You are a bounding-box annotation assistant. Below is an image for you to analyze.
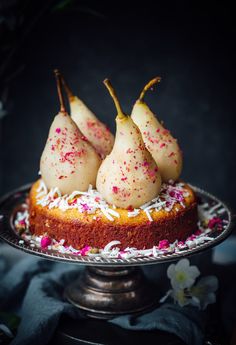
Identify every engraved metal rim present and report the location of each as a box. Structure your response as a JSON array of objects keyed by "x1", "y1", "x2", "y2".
[{"x1": 0, "y1": 183, "x2": 233, "y2": 267}]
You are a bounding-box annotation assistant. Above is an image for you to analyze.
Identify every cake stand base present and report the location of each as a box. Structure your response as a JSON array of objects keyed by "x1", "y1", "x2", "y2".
[{"x1": 64, "y1": 266, "x2": 157, "y2": 319}]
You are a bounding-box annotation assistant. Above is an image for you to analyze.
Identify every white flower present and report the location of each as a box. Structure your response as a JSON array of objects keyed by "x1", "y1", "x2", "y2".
[
  {"x1": 167, "y1": 258, "x2": 200, "y2": 290},
  {"x1": 172, "y1": 289, "x2": 192, "y2": 307},
  {"x1": 161, "y1": 259, "x2": 219, "y2": 310},
  {"x1": 160, "y1": 288, "x2": 192, "y2": 307},
  {"x1": 190, "y1": 276, "x2": 218, "y2": 310}
]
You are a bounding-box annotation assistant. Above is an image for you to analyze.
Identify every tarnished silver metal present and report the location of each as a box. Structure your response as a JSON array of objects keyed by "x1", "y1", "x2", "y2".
[
  {"x1": 0, "y1": 184, "x2": 233, "y2": 319},
  {"x1": 65, "y1": 266, "x2": 157, "y2": 319}
]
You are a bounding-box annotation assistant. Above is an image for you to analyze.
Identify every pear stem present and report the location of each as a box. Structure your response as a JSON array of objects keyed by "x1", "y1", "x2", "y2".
[
  {"x1": 60, "y1": 73, "x2": 75, "y2": 100},
  {"x1": 103, "y1": 79, "x2": 126, "y2": 120},
  {"x1": 139, "y1": 77, "x2": 161, "y2": 102},
  {"x1": 54, "y1": 69, "x2": 66, "y2": 114}
]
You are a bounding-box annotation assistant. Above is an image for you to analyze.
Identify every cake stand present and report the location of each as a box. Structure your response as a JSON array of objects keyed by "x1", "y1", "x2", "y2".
[{"x1": 0, "y1": 184, "x2": 233, "y2": 320}]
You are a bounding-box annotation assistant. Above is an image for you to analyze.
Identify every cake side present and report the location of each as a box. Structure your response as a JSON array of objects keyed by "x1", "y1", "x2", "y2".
[{"x1": 29, "y1": 180, "x2": 198, "y2": 250}]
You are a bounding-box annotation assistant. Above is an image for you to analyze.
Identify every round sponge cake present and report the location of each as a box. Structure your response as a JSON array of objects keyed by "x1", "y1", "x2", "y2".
[{"x1": 29, "y1": 180, "x2": 198, "y2": 250}]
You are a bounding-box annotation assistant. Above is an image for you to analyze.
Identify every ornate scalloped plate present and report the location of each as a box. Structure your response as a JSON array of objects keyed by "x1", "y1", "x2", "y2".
[{"x1": 0, "y1": 183, "x2": 233, "y2": 267}]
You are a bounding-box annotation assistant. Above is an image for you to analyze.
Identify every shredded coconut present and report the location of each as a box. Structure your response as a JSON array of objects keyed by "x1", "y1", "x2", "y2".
[
  {"x1": 35, "y1": 180, "x2": 190, "y2": 222},
  {"x1": 128, "y1": 209, "x2": 140, "y2": 217},
  {"x1": 144, "y1": 209, "x2": 153, "y2": 222}
]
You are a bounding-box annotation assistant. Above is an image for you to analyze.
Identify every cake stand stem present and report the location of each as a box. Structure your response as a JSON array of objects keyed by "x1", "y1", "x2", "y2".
[{"x1": 64, "y1": 266, "x2": 158, "y2": 319}]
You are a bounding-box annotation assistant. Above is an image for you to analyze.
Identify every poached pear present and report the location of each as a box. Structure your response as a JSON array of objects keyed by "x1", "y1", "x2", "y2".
[
  {"x1": 60, "y1": 72, "x2": 114, "y2": 158},
  {"x1": 96, "y1": 79, "x2": 162, "y2": 209},
  {"x1": 131, "y1": 77, "x2": 182, "y2": 182},
  {"x1": 40, "y1": 70, "x2": 101, "y2": 195}
]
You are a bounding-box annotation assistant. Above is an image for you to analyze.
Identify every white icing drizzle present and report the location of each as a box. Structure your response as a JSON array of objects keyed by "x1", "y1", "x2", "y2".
[{"x1": 35, "y1": 180, "x2": 190, "y2": 222}]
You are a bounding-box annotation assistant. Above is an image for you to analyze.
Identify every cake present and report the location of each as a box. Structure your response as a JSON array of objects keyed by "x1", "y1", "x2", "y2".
[
  {"x1": 26, "y1": 72, "x2": 199, "y2": 253},
  {"x1": 28, "y1": 179, "x2": 198, "y2": 250}
]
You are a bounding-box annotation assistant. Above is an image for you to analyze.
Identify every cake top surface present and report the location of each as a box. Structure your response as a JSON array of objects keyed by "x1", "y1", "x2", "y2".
[{"x1": 31, "y1": 179, "x2": 196, "y2": 225}]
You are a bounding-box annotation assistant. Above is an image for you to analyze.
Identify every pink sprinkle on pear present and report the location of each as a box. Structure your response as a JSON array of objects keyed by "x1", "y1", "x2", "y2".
[{"x1": 112, "y1": 186, "x2": 119, "y2": 194}]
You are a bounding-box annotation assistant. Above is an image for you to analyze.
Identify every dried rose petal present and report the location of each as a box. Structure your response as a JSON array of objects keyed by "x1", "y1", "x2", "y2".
[
  {"x1": 41, "y1": 236, "x2": 52, "y2": 248},
  {"x1": 158, "y1": 239, "x2": 170, "y2": 249}
]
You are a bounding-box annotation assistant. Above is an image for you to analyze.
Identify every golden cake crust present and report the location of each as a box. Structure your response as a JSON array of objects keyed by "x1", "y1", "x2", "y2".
[{"x1": 29, "y1": 180, "x2": 198, "y2": 250}]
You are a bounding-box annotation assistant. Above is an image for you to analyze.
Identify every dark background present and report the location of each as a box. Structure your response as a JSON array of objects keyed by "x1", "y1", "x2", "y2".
[{"x1": 0, "y1": 1, "x2": 235, "y2": 210}]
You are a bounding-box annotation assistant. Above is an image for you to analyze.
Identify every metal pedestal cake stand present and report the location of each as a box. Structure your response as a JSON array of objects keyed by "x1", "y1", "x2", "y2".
[{"x1": 0, "y1": 184, "x2": 233, "y2": 321}]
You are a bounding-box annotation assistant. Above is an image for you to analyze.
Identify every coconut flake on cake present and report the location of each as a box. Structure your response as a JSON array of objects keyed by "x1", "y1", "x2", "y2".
[{"x1": 35, "y1": 179, "x2": 190, "y2": 222}]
